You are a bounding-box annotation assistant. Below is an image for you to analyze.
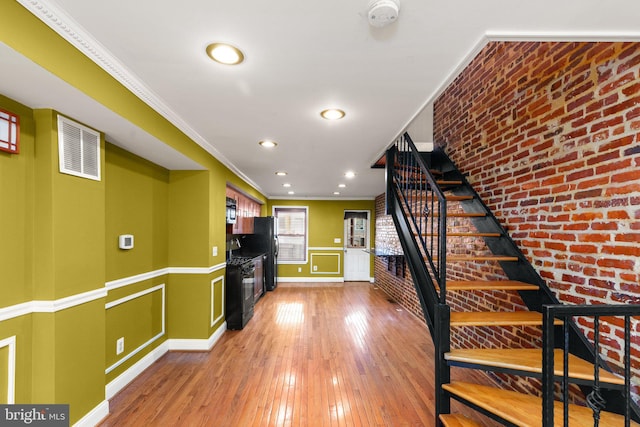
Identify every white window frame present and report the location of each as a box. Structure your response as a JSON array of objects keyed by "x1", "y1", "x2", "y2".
[{"x1": 273, "y1": 205, "x2": 309, "y2": 264}]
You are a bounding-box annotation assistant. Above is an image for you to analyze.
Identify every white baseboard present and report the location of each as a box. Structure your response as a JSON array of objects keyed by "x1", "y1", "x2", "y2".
[
  {"x1": 277, "y1": 277, "x2": 344, "y2": 283},
  {"x1": 104, "y1": 323, "x2": 227, "y2": 401},
  {"x1": 73, "y1": 400, "x2": 109, "y2": 427},
  {"x1": 105, "y1": 341, "x2": 169, "y2": 400},
  {"x1": 167, "y1": 322, "x2": 227, "y2": 351}
]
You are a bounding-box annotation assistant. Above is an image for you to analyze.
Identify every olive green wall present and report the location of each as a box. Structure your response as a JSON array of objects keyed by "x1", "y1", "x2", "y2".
[
  {"x1": 106, "y1": 143, "x2": 169, "y2": 281},
  {"x1": 0, "y1": 94, "x2": 34, "y2": 307},
  {"x1": 0, "y1": 3, "x2": 376, "y2": 425},
  {"x1": 267, "y1": 199, "x2": 376, "y2": 278},
  {"x1": 104, "y1": 144, "x2": 170, "y2": 382},
  {"x1": 30, "y1": 109, "x2": 106, "y2": 422}
]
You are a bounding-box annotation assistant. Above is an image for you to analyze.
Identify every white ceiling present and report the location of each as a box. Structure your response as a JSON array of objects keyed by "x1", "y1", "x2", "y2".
[{"x1": 6, "y1": 0, "x2": 640, "y2": 199}]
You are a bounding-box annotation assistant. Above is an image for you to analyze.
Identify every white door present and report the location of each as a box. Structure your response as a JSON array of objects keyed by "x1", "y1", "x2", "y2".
[{"x1": 344, "y1": 211, "x2": 371, "y2": 281}]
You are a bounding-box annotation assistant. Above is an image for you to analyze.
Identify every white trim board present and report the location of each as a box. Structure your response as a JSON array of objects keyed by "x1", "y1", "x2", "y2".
[
  {"x1": 0, "y1": 336, "x2": 16, "y2": 404},
  {"x1": 277, "y1": 277, "x2": 344, "y2": 283},
  {"x1": 105, "y1": 263, "x2": 227, "y2": 291},
  {"x1": 310, "y1": 253, "x2": 341, "y2": 275},
  {"x1": 0, "y1": 264, "x2": 227, "y2": 324},
  {"x1": 0, "y1": 289, "x2": 107, "y2": 323},
  {"x1": 210, "y1": 276, "x2": 225, "y2": 328},
  {"x1": 72, "y1": 400, "x2": 109, "y2": 427}
]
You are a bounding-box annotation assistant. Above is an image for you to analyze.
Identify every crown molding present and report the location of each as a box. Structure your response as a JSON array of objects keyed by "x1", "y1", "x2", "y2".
[{"x1": 16, "y1": 0, "x2": 264, "y2": 193}]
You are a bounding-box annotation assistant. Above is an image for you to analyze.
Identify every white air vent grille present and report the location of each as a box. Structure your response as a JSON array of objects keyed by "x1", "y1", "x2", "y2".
[{"x1": 57, "y1": 115, "x2": 101, "y2": 181}]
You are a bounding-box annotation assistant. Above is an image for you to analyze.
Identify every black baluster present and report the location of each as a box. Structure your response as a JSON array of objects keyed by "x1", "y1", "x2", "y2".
[
  {"x1": 563, "y1": 316, "x2": 569, "y2": 426},
  {"x1": 625, "y1": 315, "x2": 631, "y2": 427},
  {"x1": 586, "y1": 316, "x2": 605, "y2": 427}
]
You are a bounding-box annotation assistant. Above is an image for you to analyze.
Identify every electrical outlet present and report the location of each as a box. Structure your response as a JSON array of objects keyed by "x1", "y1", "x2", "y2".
[
  {"x1": 297, "y1": 267, "x2": 302, "y2": 273},
  {"x1": 116, "y1": 337, "x2": 124, "y2": 355},
  {"x1": 334, "y1": 238, "x2": 341, "y2": 243},
  {"x1": 313, "y1": 265, "x2": 318, "y2": 271},
  {"x1": 212, "y1": 246, "x2": 218, "y2": 256}
]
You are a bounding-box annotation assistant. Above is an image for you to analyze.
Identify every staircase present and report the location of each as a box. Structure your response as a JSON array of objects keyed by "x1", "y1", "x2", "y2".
[{"x1": 384, "y1": 133, "x2": 640, "y2": 426}]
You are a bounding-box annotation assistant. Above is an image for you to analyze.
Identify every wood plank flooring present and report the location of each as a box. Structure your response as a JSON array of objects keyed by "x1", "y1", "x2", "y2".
[{"x1": 99, "y1": 283, "x2": 497, "y2": 427}]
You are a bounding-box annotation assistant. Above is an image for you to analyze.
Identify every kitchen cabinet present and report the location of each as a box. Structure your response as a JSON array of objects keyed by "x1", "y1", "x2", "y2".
[{"x1": 226, "y1": 187, "x2": 262, "y2": 234}]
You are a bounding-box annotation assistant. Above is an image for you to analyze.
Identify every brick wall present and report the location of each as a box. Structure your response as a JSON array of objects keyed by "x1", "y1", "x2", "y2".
[
  {"x1": 373, "y1": 194, "x2": 426, "y2": 318},
  {"x1": 434, "y1": 42, "x2": 640, "y2": 391}
]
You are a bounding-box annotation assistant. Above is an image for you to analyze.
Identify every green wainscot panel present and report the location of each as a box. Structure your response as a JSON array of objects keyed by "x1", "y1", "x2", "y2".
[
  {"x1": 309, "y1": 252, "x2": 342, "y2": 275},
  {"x1": 210, "y1": 275, "x2": 225, "y2": 331},
  {"x1": 106, "y1": 285, "x2": 164, "y2": 368}
]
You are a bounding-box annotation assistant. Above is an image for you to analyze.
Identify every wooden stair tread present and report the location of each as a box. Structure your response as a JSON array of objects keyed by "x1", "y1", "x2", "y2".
[
  {"x1": 439, "y1": 414, "x2": 482, "y2": 427},
  {"x1": 421, "y1": 232, "x2": 502, "y2": 237},
  {"x1": 447, "y1": 280, "x2": 538, "y2": 291},
  {"x1": 445, "y1": 348, "x2": 624, "y2": 385},
  {"x1": 437, "y1": 180, "x2": 463, "y2": 186},
  {"x1": 436, "y1": 255, "x2": 519, "y2": 262},
  {"x1": 450, "y1": 311, "x2": 562, "y2": 327},
  {"x1": 443, "y1": 382, "x2": 638, "y2": 427}
]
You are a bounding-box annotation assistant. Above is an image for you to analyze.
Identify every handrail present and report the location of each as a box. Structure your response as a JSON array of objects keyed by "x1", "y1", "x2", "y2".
[
  {"x1": 387, "y1": 132, "x2": 448, "y2": 303},
  {"x1": 386, "y1": 133, "x2": 452, "y2": 423},
  {"x1": 542, "y1": 304, "x2": 640, "y2": 426}
]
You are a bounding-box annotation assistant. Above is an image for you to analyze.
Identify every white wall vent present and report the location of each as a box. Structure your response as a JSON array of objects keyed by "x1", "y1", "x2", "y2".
[{"x1": 57, "y1": 115, "x2": 101, "y2": 181}]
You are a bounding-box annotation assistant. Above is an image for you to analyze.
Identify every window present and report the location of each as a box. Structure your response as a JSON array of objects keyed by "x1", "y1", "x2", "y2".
[
  {"x1": 274, "y1": 206, "x2": 308, "y2": 263},
  {"x1": 0, "y1": 108, "x2": 19, "y2": 154}
]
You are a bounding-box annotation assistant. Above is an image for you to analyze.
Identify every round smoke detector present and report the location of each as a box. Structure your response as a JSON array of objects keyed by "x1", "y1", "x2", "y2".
[{"x1": 368, "y1": 0, "x2": 400, "y2": 28}]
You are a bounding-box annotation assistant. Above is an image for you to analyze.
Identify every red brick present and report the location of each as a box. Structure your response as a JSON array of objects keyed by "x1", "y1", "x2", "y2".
[
  {"x1": 603, "y1": 95, "x2": 640, "y2": 116},
  {"x1": 599, "y1": 71, "x2": 635, "y2": 96},
  {"x1": 615, "y1": 233, "x2": 640, "y2": 243},
  {"x1": 566, "y1": 169, "x2": 594, "y2": 182},
  {"x1": 612, "y1": 170, "x2": 640, "y2": 183},
  {"x1": 597, "y1": 258, "x2": 635, "y2": 269},
  {"x1": 569, "y1": 244, "x2": 598, "y2": 254}
]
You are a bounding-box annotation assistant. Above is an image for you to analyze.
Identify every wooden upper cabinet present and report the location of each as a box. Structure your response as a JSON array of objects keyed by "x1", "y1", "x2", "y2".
[{"x1": 226, "y1": 187, "x2": 262, "y2": 234}]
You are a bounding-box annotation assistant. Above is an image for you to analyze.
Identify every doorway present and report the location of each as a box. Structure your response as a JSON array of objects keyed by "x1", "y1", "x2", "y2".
[{"x1": 343, "y1": 210, "x2": 371, "y2": 281}]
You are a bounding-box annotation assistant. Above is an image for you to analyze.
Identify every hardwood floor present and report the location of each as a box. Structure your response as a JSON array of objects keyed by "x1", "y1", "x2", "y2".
[{"x1": 99, "y1": 283, "x2": 496, "y2": 426}]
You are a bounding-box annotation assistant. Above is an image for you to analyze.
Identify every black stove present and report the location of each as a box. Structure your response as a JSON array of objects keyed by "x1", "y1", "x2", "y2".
[{"x1": 226, "y1": 256, "x2": 253, "y2": 267}]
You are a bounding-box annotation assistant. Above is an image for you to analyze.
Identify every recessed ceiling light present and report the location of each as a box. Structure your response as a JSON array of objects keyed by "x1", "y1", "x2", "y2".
[
  {"x1": 320, "y1": 109, "x2": 345, "y2": 120},
  {"x1": 283, "y1": 183, "x2": 291, "y2": 188},
  {"x1": 344, "y1": 171, "x2": 356, "y2": 179},
  {"x1": 206, "y1": 43, "x2": 244, "y2": 65},
  {"x1": 259, "y1": 140, "x2": 277, "y2": 148},
  {"x1": 275, "y1": 171, "x2": 288, "y2": 176},
  {"x1": 338, "y1": 184, "x2": 346, "y2": 188},
  {"x1": 333, "y1": 192, "x2": 340, "y2": 195},
  {"x1": 288, "y1": 191, "x2": 295, "y2": 195}
]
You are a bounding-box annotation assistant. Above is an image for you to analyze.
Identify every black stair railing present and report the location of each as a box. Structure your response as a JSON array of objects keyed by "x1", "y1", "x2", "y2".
[
  {"x1": 385, "y1": 132, "x2": 451, "y2": 424},
  {"x1": 543, "y1": 304, "x2": 640, "y2": 426},
  {"x1": 386, "y1": 132, "x2": 447, "y2": 302}
]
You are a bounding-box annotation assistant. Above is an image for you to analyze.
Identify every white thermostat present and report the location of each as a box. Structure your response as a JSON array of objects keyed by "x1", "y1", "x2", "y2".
[{"x1": 119, "y1": 234, "x2": 134, "y2": 250}]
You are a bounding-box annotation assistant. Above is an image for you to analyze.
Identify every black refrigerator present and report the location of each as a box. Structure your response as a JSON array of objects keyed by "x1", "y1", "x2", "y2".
[{"x1": 241, "y1": 217, "x2": 278, "y2": 291}]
